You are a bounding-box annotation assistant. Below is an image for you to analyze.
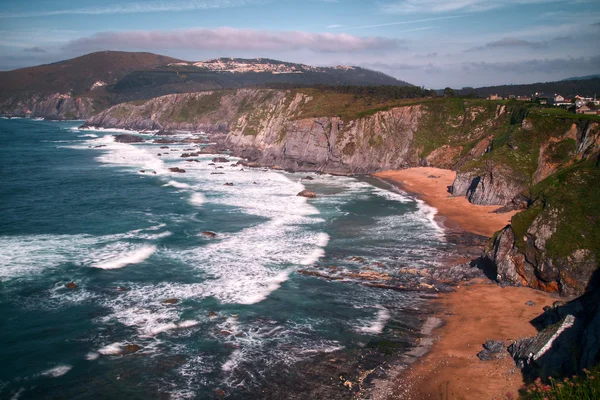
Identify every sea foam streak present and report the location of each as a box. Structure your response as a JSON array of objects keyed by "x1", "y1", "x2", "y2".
[
  {"x1": 41, "y1": 365, "x2": 72, "y2": 378},
  {"x1": 357, "y1": 308, "x2": 391, "y2": 334},
  {"x1": 92, "y1": 245, "x2": 157, "y2": 270}
]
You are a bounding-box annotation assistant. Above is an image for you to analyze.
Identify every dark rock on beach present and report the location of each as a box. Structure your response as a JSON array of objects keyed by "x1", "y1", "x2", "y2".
[{"x1": 212, "y1": 157, "x2": 229, "y2": 163}]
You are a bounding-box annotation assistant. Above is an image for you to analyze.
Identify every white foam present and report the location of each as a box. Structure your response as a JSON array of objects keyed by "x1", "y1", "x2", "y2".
[
  {"x1": 92, "y1": 245, "x2": 157, "y2": 270},
  {"x1": 178, "y1": 320, "x2": 200, "y2": 329},
  {"x1": 98, "y1": 342, "x2": 124, "y2": 355},
  {"x1": 357, "y1": 308, "x2": 391, "y2": 334},
  {"x1": 41, "y1": 365, "x2": 72, "y2": 378},
  {"x1": 85, "y1": 352, "x2": 100, "y2": 361},
  {"x1": 300, "y1": 248, "x2": 325, "y2": 266},
  {"x1": 221, "y1": 349, "x2": 242, "y2": 372},
  {"x1": 164, "y1": 180, "x2": 191, "y2": 189},
  {"x1": 237, "y1": 270, "x2": 292, "y2": 305},
  {"x1": 78, "y1": 133, "x2": 98, "y2": 138},
  {"x1": 147, "y1": 322, "x2": 178, "y2": 336},
  {"x1": 415, "y1": 199, "x2": 445, "y2": 235},
  {"x1": 316, "y1": 232, "x2": 330, "y2": 247},
  {"x1": 189, "y1": 193, "x2": 206, "y2": 207}
]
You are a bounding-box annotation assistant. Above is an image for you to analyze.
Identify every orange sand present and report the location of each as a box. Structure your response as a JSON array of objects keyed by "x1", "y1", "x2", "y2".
[
  {"x1": 374, "y1": 167, "x2": 518, "y2": 237},
  {"x1": 385, "y1": 283, "x2": 558, "y2": 400}
]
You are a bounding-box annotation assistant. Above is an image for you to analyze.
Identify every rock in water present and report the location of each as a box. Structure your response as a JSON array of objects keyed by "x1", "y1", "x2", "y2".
[
  {"x1": 297, "y1": 190, "x2": 316, "y2": 198},
  {"x1": 212, "y1": 157, "x2": 229, "y2": 163},
  {"x1": 163, "y1": 298, "x2": 178, "y2": 305},
  {"x1": 201, "y1": 231, "x2": 217, "y2": 238},
  {"x1": 114, "y1": 134, "x2": 144, "y2": 143},
  {"x1": 168, "y1": 167, "x2": 186, "y2": 173},
  {"x1": 123, "y1": 344, "x2": 141, "y2": 354},
  {"x1": 66, "y1": 281, "x2": 77, "y2": 289}
]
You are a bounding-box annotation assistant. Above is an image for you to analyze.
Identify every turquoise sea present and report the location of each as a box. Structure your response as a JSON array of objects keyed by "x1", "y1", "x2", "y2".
[{"x1": 0, "y1": 118, "x2": 447, "y2": 399}]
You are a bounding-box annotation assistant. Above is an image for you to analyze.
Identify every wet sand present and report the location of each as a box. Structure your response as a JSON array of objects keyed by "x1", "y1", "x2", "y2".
[{"x1": 374, "y1": 168, "x2": 517, "y2": 237}]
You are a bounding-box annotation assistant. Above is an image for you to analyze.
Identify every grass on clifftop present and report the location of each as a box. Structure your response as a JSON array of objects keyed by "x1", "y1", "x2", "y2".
[{"x1": 510, "y1": 158, "x2": 600, "y2": 262}]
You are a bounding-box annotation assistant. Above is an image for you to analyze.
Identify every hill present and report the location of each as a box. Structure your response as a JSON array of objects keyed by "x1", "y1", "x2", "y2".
[
  {"x1": 562, "y1": 74, "x2": 600, "y2": 81},
  {"x1": 0, "y1": 52, "x2": 413, "y2": 119},
  {"x1": 457, "y1": 78, "x2": 600, "y2": 98},
  {"x1": 0, "y1": 51, "x2": 183, "y2": 97}
]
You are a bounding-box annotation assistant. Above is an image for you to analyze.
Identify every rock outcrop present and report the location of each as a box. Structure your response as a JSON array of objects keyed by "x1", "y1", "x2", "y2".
[
  {"x1": 466, "y1": 163, "x2": 527, "y2": 206},
  {"x1": 509, "y1": 279, "x2": 600, "y2": 380},
  {"x1": 1, "y1": 93, "x2": 94, "y2": 120}
]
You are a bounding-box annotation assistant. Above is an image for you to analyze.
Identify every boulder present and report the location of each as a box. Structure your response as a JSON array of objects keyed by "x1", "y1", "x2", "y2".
[
  {"x1": 163, "y1": 298, "x2": 178, "y2": 305},
  {"x1": 224, "y1": 182, "x2": 234, "y2": 186},
  {"x1": 212, "y1": 157, "x2": 229, "y2": 163},
  {"x1": 168, "y1": 167, "x2": 186, "y2": 173},
  {"x1": 114, "y1": 134, "x2": 144, "y2": 143},
  {"x1": 123, "y1": 344, "x2": 141, "y2": 354},
  {"x1": 301, "y1": 176, "x2": 314, "y2": 180},
  {"x1": 65, "y1": 281, "x2": 77, "y2": 289},
  {"x1": 297, "y1": 190, "x2": 316, "y2": 198},
  {"x1": 201, "y1": 231, "x2": 217, "y2": 238}
]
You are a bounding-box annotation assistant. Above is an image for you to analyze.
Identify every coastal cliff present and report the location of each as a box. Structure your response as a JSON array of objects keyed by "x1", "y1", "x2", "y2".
[
  {"x1": 82, "y1": 89, "x2": 600, "y2": 297},
  {"x1": 1, "y1": 93, "x2": 94, "y2": 120}
]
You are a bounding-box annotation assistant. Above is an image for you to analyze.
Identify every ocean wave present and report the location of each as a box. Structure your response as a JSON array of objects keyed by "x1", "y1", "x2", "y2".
[
  {"x1": 92, "y1": 245, "x2": 157, "y2": 270},
  {"x1": 41, "y1": 365, "x2": 72, "y2": 378},
  {"x1": 356, "y1": 308, "x2": 390, "y2": 334}
]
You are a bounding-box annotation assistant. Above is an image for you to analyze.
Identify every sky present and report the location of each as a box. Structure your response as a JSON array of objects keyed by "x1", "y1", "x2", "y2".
[{"x1": 0, "y1": 0, "x2": 599, "y2": 88}]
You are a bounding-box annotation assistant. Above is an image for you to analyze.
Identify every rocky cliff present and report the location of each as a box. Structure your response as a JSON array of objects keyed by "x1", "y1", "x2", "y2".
[
  {"x1": 81, "y1": 89, "x2": 600, "y2": 296},
  {"x1": 83, "y1": 89, "x2": 426, "y2": 174},
  {"x1": 1, "y1": 93, "x2": 94, "y2": 120}
]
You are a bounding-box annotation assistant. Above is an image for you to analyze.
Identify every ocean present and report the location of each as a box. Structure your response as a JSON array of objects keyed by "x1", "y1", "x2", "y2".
[{"x1": 0, "y1": 118, "x2": 447, "y2": 399}]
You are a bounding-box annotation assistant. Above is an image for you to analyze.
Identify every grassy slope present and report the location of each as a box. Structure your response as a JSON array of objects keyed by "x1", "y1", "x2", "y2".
[{"x1": 511, "y1": 157, "x2": 600, "y2": 262}]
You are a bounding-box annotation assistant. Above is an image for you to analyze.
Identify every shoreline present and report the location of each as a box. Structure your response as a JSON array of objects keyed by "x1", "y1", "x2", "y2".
[
  {"x1": 374, "y1": 167, "x2": 517, "y2": 238},
  {"x1": 369, "y1": 167, "x2": 559, "y2": 400}
]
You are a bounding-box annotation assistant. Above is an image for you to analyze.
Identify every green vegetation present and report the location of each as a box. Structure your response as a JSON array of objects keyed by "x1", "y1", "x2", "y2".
[
  {"x1": 411, "y1": 98, "x2": 499, "y2": 159},
  {"x1": 520, "y1": 366, "x2": 600, "y2": 400},
  {"x1": 548, "y1": 139, "x2": 577, "y2": 163},
  {"x1": 511, "y1": 158, "x2": 600, "y2": 261},
  {"x1": 171, "y1": 92, "x2": 223, "y2": 122}
]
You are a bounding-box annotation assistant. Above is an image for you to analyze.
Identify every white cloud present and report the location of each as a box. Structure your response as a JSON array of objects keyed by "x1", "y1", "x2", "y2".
[
  {"x1": 63, "y1": 27, "x2": 400, "y2": 53},
  {"x1": 380, "y1": 0, "x2": 563, "y2": 14},
  {"x1": 0, "y1": 0, "x2": 264, "y2": 18}
]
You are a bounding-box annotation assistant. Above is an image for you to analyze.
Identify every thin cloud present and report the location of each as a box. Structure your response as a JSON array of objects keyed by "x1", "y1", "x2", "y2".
[
  {"x1": 63, "y1": 27, "x2": 400, "y2": 53},
  {"x1": 465, "y1": 37, "x2": 547, "y2": 52},
  {"x1": 0, "y1": 0, "x2": 263, "y2": 18},
  {"x1": 380, "y1": 0, "x2": 562, "y2": 14},
  {"x1": 330, "y1": 15, "x2": 463, "y2": 30},
  {"x1": 23, "y1": 46, "x2": 47, "y2": 53}
]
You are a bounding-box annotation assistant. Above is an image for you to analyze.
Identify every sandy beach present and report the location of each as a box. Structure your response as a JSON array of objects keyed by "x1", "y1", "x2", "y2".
[
  {"x1": 386, "y1": 282, "x2": 558, "y2": 400},
  {"x1": 372, "y1": 167, "x2": 558, "y2": 400},
  {"x1": 374, "y1": 167, "x2": 517, "y2": 237}
]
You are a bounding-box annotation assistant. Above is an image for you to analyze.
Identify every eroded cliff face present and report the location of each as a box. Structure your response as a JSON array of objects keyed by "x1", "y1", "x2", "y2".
[
  {"x1": 81, "y1": 90, "x2": 600, "y2": 296},
  {"x1": 484, "y1": 123, "x2": 600, "y2": 296},
  {"x1": 1, "y1": 93, "x2": 94, "y2": 120},
  {"x1": 83, "y1": 89, "x2": 424, "y2": 174}
]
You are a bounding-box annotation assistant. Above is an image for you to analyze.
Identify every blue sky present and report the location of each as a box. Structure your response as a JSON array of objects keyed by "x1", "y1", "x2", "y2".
[{"x1": 1, "y1": 0, "x2": 599, "y2": 88}]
